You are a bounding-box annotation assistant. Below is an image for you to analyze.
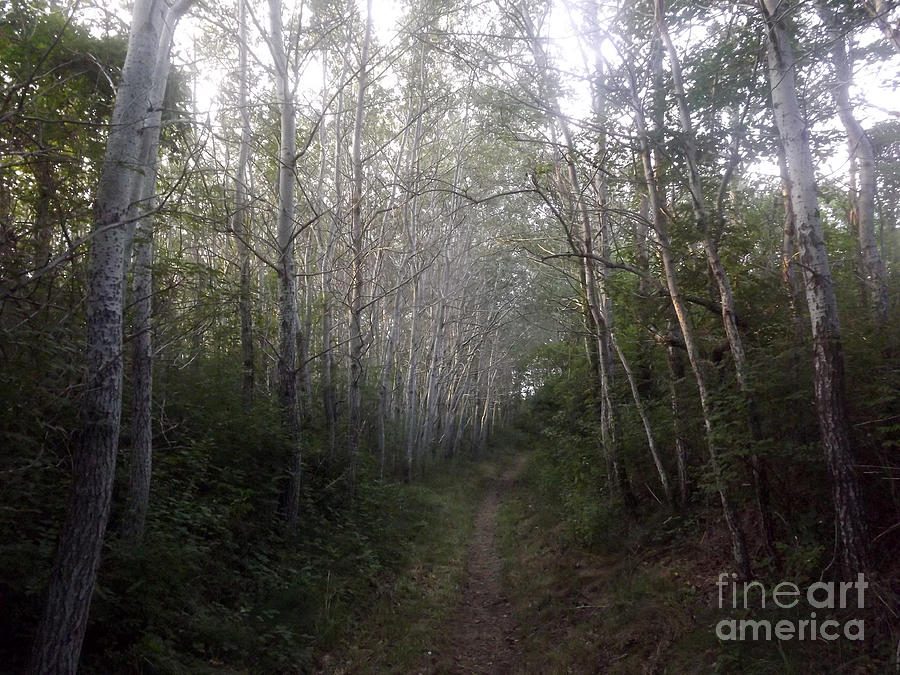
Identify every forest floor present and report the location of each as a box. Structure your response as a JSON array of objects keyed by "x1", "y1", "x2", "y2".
[
  {"x1": 422, "y1": 455, "x2": 526, "y2": 673},
  {"x1": 319, "y1": 447, "x2": 891, "y2": 674},
  {"x1": 317, "y1": 451, "x2": 527, "y2": 673},
  {"x1": 315, "y1": 453, "x2": 507, "y2": 674}
]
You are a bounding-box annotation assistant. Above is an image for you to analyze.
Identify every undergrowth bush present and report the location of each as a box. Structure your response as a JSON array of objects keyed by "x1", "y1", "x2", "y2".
[{"x1": 0, "y1": 356, "x2": 482, "y2": 673}]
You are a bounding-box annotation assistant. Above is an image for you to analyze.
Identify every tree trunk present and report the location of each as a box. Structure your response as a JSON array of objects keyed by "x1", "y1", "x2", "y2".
[
  {"x1": 611, "y1": 331, "x2": 673, "y2": 507},
  {"x1": 629, "y1": 59, "x2": 751, "y2": 579},
  {"x1": 476, "y1": 333, "x2": 497, "y2": 455},
  {"x1": 298, "y1": 241, "x2": 313, "y2": 419},
  {"x1": 518, "y1": 4, "x2": 634, "y2": 509},
  {"x1": 120, "y1": 4, "x2": 184, "y2": 544},
  {"x1": 818, "y1": 2, "x2": 889, "y2": 321},
  {"x1": 582, "y1": 295, "x2": 615, "y2": 491},
  {"x1": 232, "y1": 0, "x2": 254, "y2": 405},
  {"x1": 656, "y1": 0, "x2": 775, "y2": 554},
  {"x1": 373, "y1": 104, "x2": 413, "y2": 478},
  {"x1": 123, "y1": 215, "x2": 154, "y2": 545},
  {"x1": 402, "y1": 45, "x2": 428, "y2": 480},
  {"x1": 347, "y1": 0, "x2": 372, "y2": 483},
  {"x1": 404, "y1": 274, "x2": 421, "y2": 480},
  {"x1": 29, "y1": 0, "x2": 188, "y2": 670},
  {"x1": 421, "y1": 290, "x2": 446, "y2": 455},
  {"x1": 665, "y1": 320, "x2": 690, "y2": 508},
  {"x1": 268, "y1": 0, "x2": 302, "y2": 528},
  {"x1": 761, "y1": 0, "x2": 869, "y2": 578},
  {"x1": 863, "y1": 0, "x2": 900, "y2": 54},
  {"x1": 378, "y1": 289, "x2": 403, "y2": 478},
  {"x1": 322, "y1": 54, "x2": 347, "y2": 461},
  {"x1": 777, "y1": 140, "x2": 804, "y2": 326}
]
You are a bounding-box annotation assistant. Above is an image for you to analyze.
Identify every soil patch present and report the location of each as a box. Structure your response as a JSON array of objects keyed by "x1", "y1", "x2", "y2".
[{"x1": 425, "y1": 457, "x2": 526, "y2": 674}]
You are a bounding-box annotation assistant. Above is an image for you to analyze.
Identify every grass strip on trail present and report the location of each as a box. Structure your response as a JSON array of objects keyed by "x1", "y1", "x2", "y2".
[{"x1": 318, "y1": 455, "x2": 512, "y2": 673}]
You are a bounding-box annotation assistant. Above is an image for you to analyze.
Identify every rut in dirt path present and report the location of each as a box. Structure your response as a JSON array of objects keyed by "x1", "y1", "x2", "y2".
[{"x1": 431, "y1": 456, "x2": 526, "y2": 674}]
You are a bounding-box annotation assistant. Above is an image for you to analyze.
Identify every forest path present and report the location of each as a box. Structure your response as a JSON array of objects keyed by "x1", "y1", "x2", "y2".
[{"x1": 426, "y1": 454, "x2": 526, "y2": 673}]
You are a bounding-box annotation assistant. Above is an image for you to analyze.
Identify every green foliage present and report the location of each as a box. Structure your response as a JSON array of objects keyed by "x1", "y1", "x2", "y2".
[
  {"x1": 514, "y1": 232, "x2": 900, "y2": 574},
  {"x1": 0, "y1": 354, "x2": 496, "y2": 672},
  {"x1": 1, "y1": 0, "x2": 898, "y2": 671},
  {"x1": 501, "y1": 440, "x2": 894, "y2": 674},
  {"x1": 0, "y1": 0, "x2": 127, "y2": 274},
  {"x1": 0, "y1": 320, "x2": 84, "y2": 664}
]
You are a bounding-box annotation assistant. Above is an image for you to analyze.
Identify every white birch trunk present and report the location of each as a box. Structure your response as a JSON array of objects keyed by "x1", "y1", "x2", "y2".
[
  {"x1": 818, "y1": 2, "x2": 889, "y2": 321},
  {"x1": 268, "y1": 0, "x2": 302, "y2": 528},
  {"x1": 30, "y1": 0, "x2": 188, "y2": 670},
  {"x1": 761, "y1": 0, "x2": 869, "y2": 577},
  {"x1": 232, "y1": 0, "x2": 254, "y2": 404},
  {"x1": 348, "y1": 0, "x2": 372, "y2": 481},
  {"x1": 120, "y1": 0, "x2": 187, "y2": 545},
  {"x1": 629, "y1": 61, "x2": 751, "y2": 578}
]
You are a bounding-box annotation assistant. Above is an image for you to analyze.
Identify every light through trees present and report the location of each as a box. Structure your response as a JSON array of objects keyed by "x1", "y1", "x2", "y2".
[{"x1": 0, "y1": 0, "x2": 897, "y2": 671}]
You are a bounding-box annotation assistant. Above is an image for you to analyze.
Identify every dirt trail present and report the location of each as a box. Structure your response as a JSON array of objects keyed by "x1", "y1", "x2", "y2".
[{"x1": 428, "y1": 456, "x2": 525, "y2": 674}]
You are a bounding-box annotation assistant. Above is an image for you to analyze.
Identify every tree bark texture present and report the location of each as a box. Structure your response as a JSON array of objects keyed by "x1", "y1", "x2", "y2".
[
  {"x1": 348, "y1": 0, "x2": 372, "y2": 483},
  {"x1": 818, "y1": 2, "x2": 889, "y2": 321},
  {"x1": 268, "y1": 0, "x2": 302, "y2": 528},
  {"x1": 761, "y1": 0, "x2": 869, "y2": 578},
  {"x1": 30, "y1": 0, "x2": 188, "y2": 670}
]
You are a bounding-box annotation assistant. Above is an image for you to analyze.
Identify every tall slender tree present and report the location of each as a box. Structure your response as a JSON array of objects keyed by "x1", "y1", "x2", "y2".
[
  {"x1": 120, "y1": 6, "x2": 184, "y2": 544},
  {"x1": 760, "y1": 0, "x2": 870, "y2": 578},
  {"x1": 654, "y1": 0, "x2": 775, "y2": 555},
  {"x1": 348, "y1": 0, "x2": 372, "y2": 482},
  {"x1": 626, "y1": 51, "x2": 752, "y2": 578},
  {"x1": 818, "y1": 1, "x2": 889, "y2": 321},
  {"x1": 232, "y1": 0, "x2": 255, "y2": 405},
  {"x1": 30, "y1": 0, "x2": 191, "y2": 670},
  {"x1": 267, "y1": 0, "x2": 303, "y2": 528}
]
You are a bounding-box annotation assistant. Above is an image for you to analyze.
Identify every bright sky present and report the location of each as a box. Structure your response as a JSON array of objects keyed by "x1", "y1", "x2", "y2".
[{"x1": 78, "y1": 0, "x2": 898, "y2": 187}]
